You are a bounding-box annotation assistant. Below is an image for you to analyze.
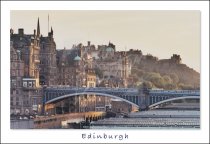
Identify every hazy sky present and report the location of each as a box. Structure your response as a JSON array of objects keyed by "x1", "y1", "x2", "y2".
[{"x1": 11, "y1": 10, "x2": 200, "y2": 72}]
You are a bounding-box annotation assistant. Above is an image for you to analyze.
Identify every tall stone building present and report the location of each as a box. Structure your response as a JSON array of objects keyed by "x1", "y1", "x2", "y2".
[
  {"x1": 10, "y1": 41, "x2": 24, "y2": 114},
  {"x1": 122, "y1": 51, "x2": 129, "y2": 87},
  {"x1": 56, "y1": 48, "x2": 78, "y2": 86},
  {"x1": 11, "y1": 27, "x2": 40, "y2": 86},
  {"x1": 39, "y1": 26, "x2": 57, "y2": 86},
  {"x1": 10, "y1": 19, "x2": 42, "y2": 115}
]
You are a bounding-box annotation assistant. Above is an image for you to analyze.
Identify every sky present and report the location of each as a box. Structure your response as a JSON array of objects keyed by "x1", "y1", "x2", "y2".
[{"x1": 10, "y1": 10, "x2": 200, "y2": 73}]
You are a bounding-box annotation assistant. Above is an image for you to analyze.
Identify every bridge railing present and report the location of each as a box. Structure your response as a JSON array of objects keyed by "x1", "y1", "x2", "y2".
[
  {"x1": 149, "y1": 90, "x2": 200, "y2": 94},
  {"x1": 45, "y1": 86, "x2": 138, "y2": 92}
]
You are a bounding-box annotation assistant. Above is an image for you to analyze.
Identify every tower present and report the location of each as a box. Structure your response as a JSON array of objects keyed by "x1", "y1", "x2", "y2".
[
  {"x1": 39, "y1": 16, "x2": 57, "y2": 86},
  {"x1": 32, "y1": 18, "x2": 41, "y2": 87},
  {"x1": 122, "y1": 51, "x2": 128, "y2": 87},
  {"x1": 80, "y1": 44, "x2": 83, "y2": 60}
]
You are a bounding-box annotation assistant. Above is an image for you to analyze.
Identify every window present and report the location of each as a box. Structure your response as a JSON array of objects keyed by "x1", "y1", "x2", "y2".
[
  {"x1": 28, "y1": 82, "x2": 32, "y2": 87},
  {"x1": 18, "y1": 81, "x2": 21, "y2": 87},
  {"x1": 23, "y1": 82, "x2": 27, "y2": 87},
  {"x1": 12, "y1": 70, "x2": 16, "y2": 76}
]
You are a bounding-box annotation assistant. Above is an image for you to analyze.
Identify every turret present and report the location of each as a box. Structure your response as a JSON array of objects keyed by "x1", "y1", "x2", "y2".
[
  {"x1": 48, "y1": 26, "x2": 53, "y2": 38},
  {"x1": 10, "y1": 28, "x2": 14, "y2": 36},
  {"x1": 51, "y1": 26, "x2": 53, "y2": 35},
  {"x1": 122, "y1": 51, "x2": 128, "y2": 88},
  {"x1": 18, "y1": 28, "x2": 24, "y2": 36}
]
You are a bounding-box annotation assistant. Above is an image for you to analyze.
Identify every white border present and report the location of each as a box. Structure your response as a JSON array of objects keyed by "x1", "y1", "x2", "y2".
[{"x1": 1, "y1": 1, "x2": 209, "y2": 143}]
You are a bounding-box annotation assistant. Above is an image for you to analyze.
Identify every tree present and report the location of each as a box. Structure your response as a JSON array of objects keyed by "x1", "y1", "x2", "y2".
[
  {"x1": 163, "y1": 75, "x2": 172, "y2": 83},
  {"x1": 165, "y1": 83, "x2": 177, "y2": 90},
  {"x1": 178, "y1": 83, "x2": 194, "y2": 90},
  {"x1": 169, "y1": 73, "x2": 179, "y2": 83},
  {"x1": 139, "y1": 81, "x2": 153, "y2": 89}
]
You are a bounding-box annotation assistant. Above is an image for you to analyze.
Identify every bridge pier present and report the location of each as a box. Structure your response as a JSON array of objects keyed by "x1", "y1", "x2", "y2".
[{"x1": 41, "y1": 102, "x2": 45, "y2": 115}]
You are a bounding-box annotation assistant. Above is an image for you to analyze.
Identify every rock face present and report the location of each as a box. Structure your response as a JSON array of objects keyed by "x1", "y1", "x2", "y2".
[{"x1": 128, "y1": 53, "x2": 200, "y2": 90}]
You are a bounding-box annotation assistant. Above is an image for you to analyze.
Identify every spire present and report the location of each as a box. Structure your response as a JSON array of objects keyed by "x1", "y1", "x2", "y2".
[
  {"x1": 51, "y1": 26, "x2": 53, "y2": 35},
  {"x1": 37, "y1": 17, "x2": 40, "y2": 37}
]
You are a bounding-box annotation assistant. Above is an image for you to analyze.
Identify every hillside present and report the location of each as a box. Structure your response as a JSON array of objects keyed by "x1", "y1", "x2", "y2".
[{"x1": 128, "y1": 53, "x2": 200, "y2": 90}]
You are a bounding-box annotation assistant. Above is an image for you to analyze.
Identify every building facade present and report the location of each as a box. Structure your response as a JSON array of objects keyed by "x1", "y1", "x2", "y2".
[
  {"x1": 39, "y1": 27, "x2": 57, "y2": 86},
  {"x1": 10, "y1": 19, "x2": 42, "y2": 115},
  {"x1": 10, "y1": 41, "x2": 25, "y2": 114},
  {"x1": 10, "y1": 18, "x2": 135, "y2": 116}
]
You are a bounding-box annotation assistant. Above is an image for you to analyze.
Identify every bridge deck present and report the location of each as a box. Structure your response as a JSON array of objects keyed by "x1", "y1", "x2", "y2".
[{"x1": 43, "y1": 87, "x2": 200, "y2": 107}]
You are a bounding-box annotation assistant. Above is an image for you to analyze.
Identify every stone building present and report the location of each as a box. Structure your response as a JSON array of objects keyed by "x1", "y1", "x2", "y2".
[
  {"x1": 10, "y1": 17, "x2": 134, "y2": 115},
  {"x1": 121, "y1": 51, "x2": 129, "y2": 87},
  {"x1": 98, "y1": 42, "x2": 116, "y2": 60},
  {"x1": 68, "y1": 41, "x2": 131, "y2": 88},
  {"x1": 171, "y1": 54, "x2": 182, "y2": 64},
  {"x1": 11, "y1": 27, "x2": 40, "y2": 86},
  {"x1": 39, "y1": 27, "x2": 57, "y2": 86},
  {"x1": 47, "y1": 46, "x2": 98, "y2": 114},
  {"x1": 10, "y1": 19, "x2": 42, "y2": 115},
  {"x1": 56, "y1": 48, "x2": 81, "y2": 86},
  {"x1": 10, "y1": 41, "x2": 25, "y2": 114},
  {"x1": 56, "y1": 45, "x2": 97, "y2": 88},
  {"x1": 93, "y1": 51, "x2": 131, "y2": 88}
]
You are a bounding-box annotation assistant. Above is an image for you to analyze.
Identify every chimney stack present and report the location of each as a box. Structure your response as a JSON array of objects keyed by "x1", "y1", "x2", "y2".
[{"x1": 18, "y1": 28, "x2": 24, "y2": 36}]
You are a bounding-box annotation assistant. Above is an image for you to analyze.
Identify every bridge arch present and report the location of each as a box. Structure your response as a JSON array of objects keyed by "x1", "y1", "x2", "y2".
[
  {"x1": 45, "y1": 92, "x2": 139, "y2": 108},
  {"x1": 149, "y1": 96, "x2": 199, "y2": 109}
]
